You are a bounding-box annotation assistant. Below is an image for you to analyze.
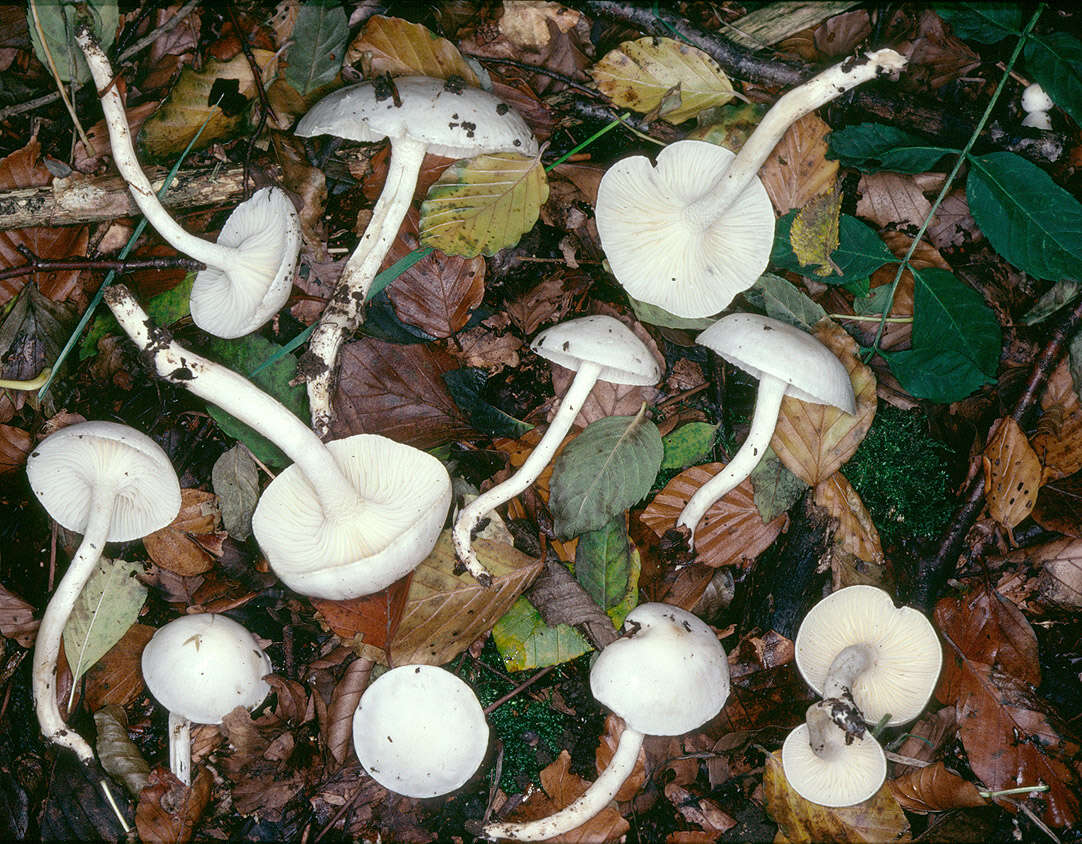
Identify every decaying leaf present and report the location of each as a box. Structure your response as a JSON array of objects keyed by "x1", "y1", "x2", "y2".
[
  {"x1": 345, "y1": 14, "x2": 478, "y2": 84},
  {"x1": 597, "y1": 714, "x2": 647, "y2": 802},
  {"x1": 1032, "y1": 470, "x2": 1082, "y2": 538},
  {"x1": 84, "y1": 622, "x2": 155, "y2": 710},
  {"x1": 94, "y1": 704, "x2": 151, "y2": 798},
  {"x1": 0, "y1": 582, "x2": 38, "y2": 646},
  {"x1": 135, "y1": 766, "x2": 213, "y2": 844},
  {"x1": 814, "y1": 472, "x2": 884, "y2": 564},
  {"x1": 1033, "y1": 537, "x2": 1082, "y2": 607},
  {"x1": 1031, "y1": 359, "x2": 1082, "y2": 480},
  {"x1": 142, "y1": 488, "x2": 221, "y2": 576},
  {"x1": 324, "y1": 656, "x2": 373, "y2": 765},
  {"x1": 857, "y1": 172, "x2": 934, "y2": 234},
  {"x1": 211, "y1": 444, "x2": 260, "y2": 542},
  {"x1": 982, "y1": 416, "x2": 1042, "y2": 533},
  {"x1": 0, "y1": 423, "x2": 32, "y2": 473},
  {"x1": 310, "y1": 576, "x2": 411, "y2": 654},
  {"x1": 888, "y1": 762, "x2": 987, "y2": 814},
  {"x1": 759, "y1": 113, "x2": 839, "y2": 215},
  {"x1": 789, "y1": 186, "x2": 843, "y2": 277}
]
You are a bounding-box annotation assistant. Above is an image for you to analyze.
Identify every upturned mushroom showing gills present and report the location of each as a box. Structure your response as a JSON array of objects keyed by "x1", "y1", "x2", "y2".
[
  {"x1": 352, "y1": 665, "x2": 489, "y2": 798},
  {"x1": 595, "y1": 49, "x2": 906, "y2": 318},
  {"x1": 452, "y1": 315, "x2": 659, "y2": 584},
  {"x1": 26, "y1": 421, "x2": 181, "y2": 763},
  {"x1": 294, "y1": 75, "x2": 538, "y2": 437},
  {"x1": 103, "y1": 284, "x2": 451, "y2": 601},
  {"x1": 485, "y1": 603, "x2": 729, "y2": 841},
  {"x1": 75, "y1": 23, "x2": 300, "y2": 339},
  {"x1": 677, "y1": 314, "x2": 855, "y2": 547},
  {"x1": 142, "y1": 614, "x2": 272, "y2": 786}
]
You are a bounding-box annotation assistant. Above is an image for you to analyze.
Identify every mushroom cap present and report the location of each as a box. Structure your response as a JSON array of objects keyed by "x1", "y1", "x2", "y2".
[
  {"x1": 781, "y1": 721, "x2": 887, "y2": 807},
  {"x1": 352, "y1": 664, "x2": 489, "y2": 798},
  {"x1": 1021, "y1": 110, "x2": 1052, "y2": 130},
  {"x1": 295, "y1": 76, "x2": 538, "y2": 159},
  {"x1": 696, "y1": 313, "x2": 856, "y2": 413},
  {"x1": 141, "y1": 613, "x2": 271, "y2": 725},
  {"x1": 590, "y1": 603, "x2": 729, "y2": 736},
  {"x1": 26, "y1": 420, "x2": 181, "y2": 542},
  {"x1": 530, "y1": 315, "x2": 661, "y2": 386},
  {"x1": 1021, "y1": 83, "x2": 1054, "y2": 113},
  {"x1": 189, "y1": 187, "x2": 301, "y2": 339},
  {"x1": 251, "y1": 434, "x2": 452, "y2": 600},
  {"x1": 795, "y1": 585, "x2": 942, "y2": 727},
  {"x1": 595, "y1": 139, "x2": 775, "y2": 318}
]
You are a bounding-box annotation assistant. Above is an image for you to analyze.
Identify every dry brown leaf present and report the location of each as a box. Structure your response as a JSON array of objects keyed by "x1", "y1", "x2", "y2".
[
  {"x1": 0, "y1": 582, "x2": 37, "y2": 646},
  {"x1": 448, "y1": 318, "x2": 524, "y2": 371},
  {"x1": 925, "y1": 189, "x2": 977, "y2": 250},
  {"x1": 84, "y1": 623, "x2": 155, "y2": 711},
  {"x1": 271, "y1": 130, "x2": 326, "y2": 254},
  {"x1": 663, "y1": 782, "x2": 737, "y2": 835},
  {"x1": 891, "y1": 708, "x2": 957, "y2": 775},
  {"x1": 814, "y1": 472, "x2": 884, "y2": 564},
  {"x1": 814, "y1": 9, "x2": 872, "y2": 56},
  {"x1": 982, "y1": 417, "x2": 1041, "y2": 533},
  {"x1": 0, "y1": 423, "x2": 31, "y2": 474},
  {"x1": 718, "y1": 632, "x2": 813, "y2": 734},
  {"x1": 772, "y1": 320, "x2": 877, "y2": 485},
  {"x1": 894, "y1": 8, "x2": 981, "y2": 89},
  {"x1": 346, "y1": 15, "x2": 478, "y2": 83},
  {"x1": 142, "y1": 489, "x2": 221, "y2": 576},
  {"x1": 499, "y1": 2, "x2": 587, "y2": 52},
  {"x1": 888, "y1": 762, "x2": 987, "y2": 814},
  {"x1": 1034, "y1": 537, "x2": 1082, "y2": 608},
  {"x1": 135, "y1": 766, "x2": 213, "y2": 844},
  {"x1": 1032, "y1": 359, "x2": 1082, "y2": 480},
  {"x1": 597, "y1": 714, "x2": 647, "y2": 802},
  {"x1": 310, "y1": 576, "x2": 411, "y2": 653},
  {"x1": 759, "y1": 113, "x2": 839, "y2": 215},
  {"x1": 324, "y1": 656, "x2": 373, "y2": 765},
  {"x1": 505, "y1": 275, "x2": 577, "y2": 336},
  {"x1": 856, "y1": 172, "x2": 933, "y2": 233}
]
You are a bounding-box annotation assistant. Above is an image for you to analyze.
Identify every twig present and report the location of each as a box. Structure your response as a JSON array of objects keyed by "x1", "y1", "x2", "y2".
[
  {"x1": 483, "y1": 665, "x2": 558, "y2": 715},
  {"x1": 461, "y1": 53, "x2": 601, "y2": 97},
  {"x1": 0, "y1": 247, "x2": 201, "y2": 282},
  {"x1": 226, "y1": 1, "x2": 277, "y2": 194}
]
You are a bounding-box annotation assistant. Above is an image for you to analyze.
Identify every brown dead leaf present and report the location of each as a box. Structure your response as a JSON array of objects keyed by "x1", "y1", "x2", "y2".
[
  {"x1": 982, "y1": 417, "x2": 1042, "y2": 532},
  {"x1": 0, "y1": 423, "x2": 31, "y2": 475},
  {"x1": 448, "y1": 318, "x2": 524, "y2": 371},
  {"x1": 814, "y1": 472, "x2": 884, "y2": 564},
  {"x1": 891, "y1": 708, "x2": 957, "y2": 775},
  {"x1": 346, "y1": 15, "x2": 478, "y2": 83},
  {"x1": 814, "y1": 9, "x2": 873, "y2": 57},
  {"x1": 856, "y1": 172, "x2": 933, "y2": 233},
  {"x1": 759, "y1": 113, "x2": 839, "y2": 215},
  {"x1": 135, "y1": 766, "x2": 213, "y2": 844},
  {"x1": 935, "y1": 582, "x2": 1039, "y2": 683},
  {"x1": 271, "y1": 130, "x2": 326, "y2": 255},
  {"x1": 310, "y1": 575, "x2": 411, "y2": 653},
  {"x1": 888, "y1": 762, "x2": 987, "y2": 814},
  {"x1": 893, "y1": 8, "x2": 981, "y2": 90},
  {"x1": 1034, "y1": 537, "x2": 1082, "y2": 608},
  {"x1": 597, "y1": 714, "x2": 647, "y2": 802},
  {"x1": 142, "y1": 489, "x2": 221, "y2": 576},
  {"x1": 505, "y1": 274, "x2": 577, "y2": 336},
  {"x1": 663, "y1": 782, "x2": 737, "y2": 835},
  {"x1": 719, "y1": 632, "x2": 813, "y2": 734},
  {"x1": 1031, "y1": 359, "x2": 1082, "y2": 480},
  {"x1": 0, "y1": 582, "x2": 37, "y2": 646},
  {"x1": 84, "y1": 623, "x2": 155, "y2": 711},
  {"x1": 324, "y1": 656, "x2": 374, "y2": 765},
  {"x1": 925, "y1": 189, "x2": 977, "y2": 250},
  {"x1": 772, "y1": 320, "x2": 877, "y2": 485}
]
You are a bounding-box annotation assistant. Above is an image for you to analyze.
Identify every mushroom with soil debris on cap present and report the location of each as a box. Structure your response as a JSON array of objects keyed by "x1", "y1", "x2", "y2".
[
  {"x1": 142, "y1": 613, "x2": 272, "y2": 785},
  {"x1": 452, "y1": 314, "x2": 660, "y2": 584},
  {"x1": 352, "y1": 664, "x2": 489, "y2": 798},
  {"x1": 74, "y1": 23, "x2": 300, "y2": 339},
  {"x1": 484, "y1": 603, "x2": 729, "y2": 840},
  {"x1": 677, "y1": 313, "x2": 855, "y2": 547},
  {"x1": 294, "y1": 75, "x2": 538, "y2": 437},
  {"x1": 26, "y1": 420, "x2": 182, "y2": 763},
  {"x1": 595, "y1": 49, "x2": 907, "y2": 318}
]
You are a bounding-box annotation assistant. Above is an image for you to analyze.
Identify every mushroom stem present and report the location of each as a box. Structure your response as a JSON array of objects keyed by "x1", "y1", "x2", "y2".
[
  {"x1": 804, "y1": 700, "x2": 852, "y2": 761},
  {"x1": 822, "y1": 643, "x2": 875, "y2": 699},
  {"x1": 484, "y1": 724, "x2": 644, "y2": 841},
  {"x1": 685, "y1": 49, "x2": 906, "y2": 228},
  {"x1": 31, "y1": 491, "x2": 114, "y2": 763},
  {"x1": 677, "y1": 372, "x2": 788, "y2": 546},
  {"x1": 0, "y1": 367, "x2": 51, "y2": 390},
  {"x1": 168, "y1": 712, "x2": 192, "y2": 786},
  {"x1": 306, "y1": 138, "x2": 428, "y2": 438},
  {"x1": 453, "y1": 360, "x2": 603, "y2": 584}
]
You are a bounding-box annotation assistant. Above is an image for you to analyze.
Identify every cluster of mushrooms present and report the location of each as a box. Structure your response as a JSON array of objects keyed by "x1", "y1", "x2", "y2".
[{"x1": 22, "y1": 20, "x2": 943, "y2": 836}]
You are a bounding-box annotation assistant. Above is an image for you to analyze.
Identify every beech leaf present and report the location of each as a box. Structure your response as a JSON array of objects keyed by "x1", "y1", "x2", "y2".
[
  {"x1": 0, "y1": 582, "x2": 38, "y2": 647},
  {"x1": 211, "y1": 445, "x2": 259, "y2": 542},
  {"x1": 0, "y1": 423, "x2": 32, "y2": 474},
  {"x1": 284, "y1": 0, "x2": 348, "y2": 96},
  {"x1": 982, "y1": 417, "x2": 1042, "y2": 532},
  {"x1": 84, "y1": 623, "x2": 155, "y2": 711},
  {"x1": 142, "y1": 488, "x2": 220, "y2": 577},
  {"x1": 888, "y1": 762, "x2": 987, "y2": 814},
  {"x1": 94, "y1": 704, "x2": 150, "y2": 798},
  {"x1": 324, "y1": 657, "x2": 373, "y2": 765},
  {"x1": 492, "y1": 596, "x2": 593, "y2": 672},
  {"x1": 814, "y1": 472, "x2": 884, "y2": 565},
  {"x1": 759, "y1": 113, "x2": 839, "y2": 215},
  {"x1": 345, "y1": 14, "x2": 478, "y2": 84},
  {"x1": 790, "y1": 187, "x2": 843, "y2": 276}
]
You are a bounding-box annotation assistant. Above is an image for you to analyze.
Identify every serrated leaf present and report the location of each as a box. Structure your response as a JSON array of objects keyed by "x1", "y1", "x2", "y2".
[
  {"x1": 94, "y1": 705, "x2": 150, "y2": 798},
  {"x1": 549, "y1": 409, "x2": 664, "y2": 539},
  {"x1": 935, "y1": 4, "x2": 1022, "y2": 43},
  {"x1": 661, "y1": 422, "x2": 718, "y2": 471},
  {"x1": 591, "y1": 36, "x2": 734, "y2": 124},
  {"x1": 285, "y1": 0, "x2": 348, "y2": 96},
  {"x1": 884, "y1": 347, "x2": 994, "y2": 403},
  {"x1": 790, "y1": 187, "x2": 842, "y2": 276},
  {"x1": 443, "y1": 367, "x2": 533, "y2": 439},
  {"x1": 492, "y1": 596, "x2": 592, "y2": 672},
  {"x1": 27, "y1": 0, "x2": 117, "y2": 85},
  {"x1": 749, "y1": 446, "x2": 808, "y2": 523},
  {"x1": 345, "y1": 14, "x2": 478, "y2": 84},
  {"x1": 773, "y1": 212, "x2": 897, "y2": 286},
  {"x1": 211, "y1": 445, "x2": 259, "y2": 541},
  {"x1": 419, "y1": 152, "x2": 548, "y2": 258},
  {"x1": 912, "y1": 267, "x2": 1001, "y2": 376},
  {"x1": 742, "y1": 273, "x2": 827, "y2": 330},
  {"x1": 1024, "y1": 32, "x2": 1082, "y2": 127},
  {"x1": 575, "y1": 514, "x2": 636, "y2": 625},
  {"x1": 827, "y1": 123, "x2": 955, "y2": 173},
  {"x1": 62, "y1": 558, "x2": 146, "y2": 692}
]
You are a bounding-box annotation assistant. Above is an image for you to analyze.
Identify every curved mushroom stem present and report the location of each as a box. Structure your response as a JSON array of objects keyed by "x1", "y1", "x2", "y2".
[
  {"x1": 0, "y1": 367, "x2": 51, "y2": 390},
  {"x1": 168, "y1": 712, "x2": 192, "y2": 786},
  {"x1": 485, "y1": 724, "x2": 644, "y2": 841},
  {"x1": 32, "y1": 491, "x2": 114, "y2": 763},
  {"x1": 823, "y1": 643, "x2": 875, "y2": 700},
  {"x1": 677, "y1": 372, "x2": 788, "y2": 547},
  {"x1": 453, "y1": 361, "x2": 603, "y2": 584},
  {"x1": 804, "y1": 700, "x2": 853, "y2": 760},
  {"x1": 684, "y1": 49, "x2": 907, "y2": 229},
  {"x1": 305, "y1": 137, "x2": 428, "y2": 438}
]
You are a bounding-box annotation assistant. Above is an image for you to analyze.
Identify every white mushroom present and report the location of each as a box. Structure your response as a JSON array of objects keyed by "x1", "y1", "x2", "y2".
[
  {"x1": 26, "y1": 421, "x2": 181, "y2": 762},
  {"x1": 595, "y1": 49, "x2": 907, "y2": 318},
  {"x1": 485, "y1": 603, "x2": 728, "y2": 840},
  {"x1": 352, "y1": 664, "x2": 489, "y2": 798},
  {"x1": 142, "y1": 613, "x2": 272, "y2": 785},
  {"x1": 294, "y1": 76, "x2": 538, "y2": 437},
  {"x1": 452, "y1": 315, "x2": 659, "y2": 584},
  {"x1": 678, "y1": 314, "x2": 855, "y2": 546}
]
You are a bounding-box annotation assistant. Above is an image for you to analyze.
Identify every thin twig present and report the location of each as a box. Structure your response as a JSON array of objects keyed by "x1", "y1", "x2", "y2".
[
  {"x1": 461, "y1": 53, "x2": 601, "y2": 97},
  {"x1": 483, "y1": 665, "x2": 558, "y2": 715},
  {"x1": 226, "y1": 1, "x2": 277, "y2": 195},
  {"x1": 0, "y1": 248, "x2": 202, "y2": 283}
]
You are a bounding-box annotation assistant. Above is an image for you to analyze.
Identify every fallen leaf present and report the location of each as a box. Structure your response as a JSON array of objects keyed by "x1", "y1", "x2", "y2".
[
  {"x1": 1031, "y1": 359, "x2": 1082, "y2": 480},
  {"x1": 84, "y1": 623, "x2": 155, "y2": 711},
  {"x1": 210, "y1": 444, "x2": 259, "y2": 542},
  {"x1": 856, "y1": 172, "x2": 934, "y2": 233},
  {"x1": 663, "y1": 782, "x2": 737, "y2": 834},
  {"x1": 492, "y1": 595, "x2": 593, "y2": 672},
  {"x1": 0, "y1": 582, "x2": 37, "y2": 646},
  {"x1": 597, "y1": 713, "x2": 647, "y2": 801},
  {"x1": 888, "y1": 762, "x2": 987, "y2": 813},
  {"x1": 790, "y1": 186, "x2": 842, "y2": 277},
  {"x1": 893, "y1": 8, "x2": 981, "y2": 90},
  {"x1": 0, "y1": 423, "x2": 31, "y2": 473},
  {"x1": 310, "y1": 576, "x2": 411, "y2": 653},
  {"x1": 890, "y1": 708, "x2": 957, "y2": 775},
  {"x1": 142, "y1": 489, "x2": 221, "y2": 576},
  {"x1": 719, "y1": 632, "x2": 813, "y2": 734},
  {"x1": 982, "y1": 417, "x2": 1041, "y2": 532},
  {"x1": 94, "y1": 704, "x2": 151, "y2": 798},
  {"x1": 1033, "y1": 537, "x2": 1082, "y2": 607},
  {"x1": 814, "y1": 472, "x2": 884, "y2": 564},
  {"x1": 759, "y1": 113, "x2": 839, "y2": 215},
  {"x1": 345, "y1": 15, "x2": 478, "y2": 83},
  {"x1": 135, "y1": 766, "x2": 213, "y2": 844},
  {"x1": 504, "y1": 275, "x2": 576, "y2": 336},
  {"x1": 324, "y1": 656, "x2": 374, "y2": 765}
]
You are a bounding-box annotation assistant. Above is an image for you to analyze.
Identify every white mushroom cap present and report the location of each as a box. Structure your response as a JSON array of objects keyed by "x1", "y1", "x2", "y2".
[
  {"x1": 189, "y1": 187, "x2": 301, "y2": 339},
  {"x1": 141, "y1": 613, "x2": 272, "y2": 725},
  {"x1": 26, "y1": 420, "x2": 182, "y2": 542},
  {"x1": 1021, "y1": 83, "x2": 1054, "y2": 114},
  {"x1": 590, "y1": 603, "x2": 729, "y2": 736},
  {"x1": 1021, "y1": 110, "x2": 1052, "y2": 130},
  {"x1": 251, "y1": 434, "x2": 452, "y2": 600},
  {"x1": 696, "y1": 313, "x2": 856, "y2": 413},
  {"x1": 795, "y1": 585, "x2": 942, "y2": 726},
  {"x1": 529, "y1": 315, "x2": 660, "y2": 387},
  {"x1": 595, "y1": 139, "x2": 775, "y2": 318},
  {"x1": 295, "y1": 76, "x2": 538, "y2": 158},
  {"x1": 781, "y1": 720, "x2": 886, "y2": 807},
  {"x1": 352, "y1": 664, "x2": 489, "y2": 798}
]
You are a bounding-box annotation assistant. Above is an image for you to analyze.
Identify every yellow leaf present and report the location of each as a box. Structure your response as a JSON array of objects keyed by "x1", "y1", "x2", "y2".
[
  {"x1": 345, "y1": 15, "x2": 478, "y2": 84},
  {"x1": 419, "y1": 152, "x2": 548, "y2": 257},
  {"x1": 790, "y1": 186, "x2": 842, "y2": 277},
  {"x1": 591, "y1": 37, "x2": 734, "y2": 124},
  {"x1": 983, "y1": 416, "x2": 1042, "y2": 532}
]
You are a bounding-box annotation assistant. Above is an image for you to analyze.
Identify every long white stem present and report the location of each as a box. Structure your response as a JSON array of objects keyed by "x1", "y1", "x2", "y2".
[
  {"x1": 485, "y1": 725, "x2": 644, "y2": 841},
  {"x1": 168, "y1": 712, "x2": 192, "y2": 786},
  {"x1": 685, "y1": 49, "x2": 907, "y2": 228},
  {"x1": 306, "y1": 138, "x2": 428, "y2": 437},
  {"x1": 453, "y1": 362, "x2": 602, "y2": 584},
  {"x1": 32, "y1": 492, "x2": 114, "y2": 763},
  {"x1": 677, "y1": 373, "x2": 788, "y2": 546}
]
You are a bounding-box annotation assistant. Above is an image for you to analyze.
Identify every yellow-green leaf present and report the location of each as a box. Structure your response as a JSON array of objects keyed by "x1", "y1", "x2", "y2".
[
  {"x1": 591, "y1": 36, "x2": 735, "y2": 124},
  {"x1": 492, "y1": 597, "x2": 593, "y2": 672},
  {"x1": 419, "y1": 152, "x2": 548, "y2": 257},
  {"x1": 790, "y1": 187, "x2": 843, "y2": 277},
  {"x1": 345, "y1": 14, "x2": 478, "y2": 84}
]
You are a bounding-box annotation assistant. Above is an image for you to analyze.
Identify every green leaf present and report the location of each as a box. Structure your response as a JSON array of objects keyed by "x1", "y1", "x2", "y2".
[
  {"x1": 826, "y1": 123, "x2": 956, "y2": 173},
  {"x1": 549, "y1": 409, "x2": 664, "y2": 539},
  {"x1": 443, "y1": 368, "x2": 533, "y2": 439},
  {"x1": 934, "y1": 4, "x2": 1022, "y2": 43},
  {"x1": 285, "y1": 0, "x2": 348, "y2": 96},
  {"x1": 574, "y1": 515, "x2": 637, "y2": 626},
  {"x1": 966, "y1": 151, "x2": 1082, "y2": 281},
  {"x1": 749, "y1": 446, "x2": 808, "y2": 522},
  {"x1": 492, "y1": 597, "x2": 592, "y2": 672},
  {"x1": 62, "y1": 558, "x2": 146, "y2": 691},
  {"x1": 80, "y1": 273, "x2": 195, "y2": 359},
  {"x1": 884, "y1": 348, "x2": 995, "y2": 404},
  {"x1": 204, "y1": 335, "x2": 309, "y2": 468},
  {"x1": 211, "y1": 444, "x2": 260, "y2": 541},
  {"x1": 912, "y1": 267, "x2": 1001, "y2": 376},
  {"x1": 1024, "y1": 32, "x2": 1082, "y2": 127},
  {"x1": 1021, "y1": 278, "x2": 1082, "y2": 325},
  {"x1": 27, "y1": 0, "x2": 118, "y2": 85},
  {"x1": 628, "y1": 296, "x2": 718, "y2": 330},
  {"x1": 772, "y1": 212, "x2": 897, "y2": 286},
  {"x1": 742, "y1": 273, "x2": 827, "y2": 330},
  {"x1": 853, "y1": 284, "x2": 897, "y2": 316},
  {"x1": 661, "y1": 422, "x2": 718, "y2": 471}
]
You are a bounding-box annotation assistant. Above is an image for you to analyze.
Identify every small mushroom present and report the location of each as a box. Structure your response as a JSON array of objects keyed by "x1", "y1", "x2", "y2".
[
  {"x1": 295, "y1": 76, "x2": 538, "y2": 436},
  {"x1": 485, "y1": 603, "x2": 728, "y2": 840},
  {"x1": 142, "y1": 613, "x2": 272, "y2": 785},
  {"x1": 678, "y1": 314, "x2": 855, "y2": 546},
  {"x1": 26, "y1": 421, "x2": 181, "y2": 762},
  {"x1": 1021, "y1": 83, "x2": 1054, "y2": 130},
  {"x1": 352, "y1": 664, "x2": 489, "y2": 798},
  {"x1": 452, "y1": 315, "x2": 659, "y2": 583}
]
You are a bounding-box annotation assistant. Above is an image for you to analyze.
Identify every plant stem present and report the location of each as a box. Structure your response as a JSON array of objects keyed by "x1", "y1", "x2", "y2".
[{"x1": 168, "y1": 712, "x2": 192, "y2": 786}]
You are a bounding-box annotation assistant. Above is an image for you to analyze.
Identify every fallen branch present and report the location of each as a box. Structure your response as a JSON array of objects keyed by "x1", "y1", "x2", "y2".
[{"x1": 0, "y1": 245, "x2": 201, "y2": 282}]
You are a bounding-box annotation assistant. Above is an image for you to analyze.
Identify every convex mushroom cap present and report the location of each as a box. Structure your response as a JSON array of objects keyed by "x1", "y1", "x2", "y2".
[{"x1": 352, "y1": 664, "x2": 489, "y2": 798}]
